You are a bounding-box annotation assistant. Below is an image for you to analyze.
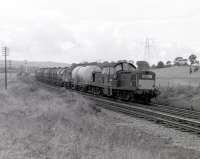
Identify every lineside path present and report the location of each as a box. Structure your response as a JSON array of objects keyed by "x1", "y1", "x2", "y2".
[{"x1": 36, "y1": 79, "x2": 200, "y2": 135}]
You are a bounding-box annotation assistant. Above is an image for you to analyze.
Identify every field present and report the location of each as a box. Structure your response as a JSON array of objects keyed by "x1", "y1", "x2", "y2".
[
  {"x1": 151, "y1": 66, "x2": 200, "y2": 110},
  {"x1": 0, "y1": 73, "x2": 199, "y2": 158},
  {"x1": 152, "y1": 66, "x2": 200, "y2": 87},
  {"x1": 0, "y1": 73, "x2": 16, "y2": 89}
]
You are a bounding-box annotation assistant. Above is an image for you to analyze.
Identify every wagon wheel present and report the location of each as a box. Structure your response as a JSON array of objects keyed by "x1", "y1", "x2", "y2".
[
  {"x1": 95, "y1": 88, "x2": 102, "y2": 96},
  {"x1": 130, "y1": 93, "x2": 135, "y2": 102},
  {"x1": 124, "y1": 93, "x2": 131, "y2": 101},
  {"x1": 144, "y1": 96, "x2": 151, "y2": 104}
]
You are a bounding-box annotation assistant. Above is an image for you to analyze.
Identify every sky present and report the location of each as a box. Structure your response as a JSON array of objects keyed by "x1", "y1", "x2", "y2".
[{"x1": 0, "y1": 0, "x2": 200, "y2": 64}]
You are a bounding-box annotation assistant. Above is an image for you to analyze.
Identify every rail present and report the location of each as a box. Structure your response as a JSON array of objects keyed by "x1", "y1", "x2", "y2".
[{"x1": 36, "y1": 79, "x2": 200, "y2": 135}]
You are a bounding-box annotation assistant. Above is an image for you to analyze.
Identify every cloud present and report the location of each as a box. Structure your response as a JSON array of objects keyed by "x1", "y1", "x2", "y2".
[{"x1": 0, "y1": 0, "x2": 200, "y2": 64}]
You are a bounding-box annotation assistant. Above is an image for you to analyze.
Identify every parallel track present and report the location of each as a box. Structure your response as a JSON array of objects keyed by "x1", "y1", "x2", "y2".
[{"x1": 36, "y1": 80, "x2": 200, "y2": 135}]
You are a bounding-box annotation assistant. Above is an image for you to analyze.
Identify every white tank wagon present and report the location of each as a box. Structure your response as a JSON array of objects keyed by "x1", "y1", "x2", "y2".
[
  {"x1": 72, "y1": 66, "x2": 82, "y2": 83},
  {"x1": 72, "y1": 65, "x2": 102, "y2": 85}
]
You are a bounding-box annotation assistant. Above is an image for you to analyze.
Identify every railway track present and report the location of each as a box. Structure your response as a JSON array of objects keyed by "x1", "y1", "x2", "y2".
[
  {"x1": 88, "y1": 95, "x2": 200, "y2": 134},
  {"x1": 81, "y1": 93, "x2": 200, "y2": 121},
  {"x1": 36, "y1": 80, "x2": 200, "y2": 135}
]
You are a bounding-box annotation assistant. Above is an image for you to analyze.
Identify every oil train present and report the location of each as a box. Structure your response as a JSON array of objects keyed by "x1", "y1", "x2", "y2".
[{"x1": 35, "y1": 61, "x2": 159, "y2": 103}]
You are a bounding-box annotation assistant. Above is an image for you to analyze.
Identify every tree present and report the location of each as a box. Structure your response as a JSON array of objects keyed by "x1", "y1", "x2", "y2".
[
  {"x1": 174, "y1": 57, "x2": 183, "y2": 66},
  {"x1": 136, "y1": 61, "x2": 150, "y2": 70},
  {"x1": 157, "y1": 61, "x2": 165, "y2": 68},
  {"x1": 166, "y1": 61, "x2": 172, "y2": 66},
  {"x1": 175, "y1": 57, "x2": 183, "y2": 61},
  {"x1": 151, "y1": 64, "x2": 156, "y2": 69},
  {"x1": 100, "y1": 61, "x2": 110, "y2": 67},
  {"x1": 188, "y1": 54, "x2": 197, "y2": 65}
]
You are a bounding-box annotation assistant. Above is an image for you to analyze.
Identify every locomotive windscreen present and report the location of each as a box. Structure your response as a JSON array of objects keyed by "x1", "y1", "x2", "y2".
[
  {"x1": 115, "y1": 62, "x2": 136, "y2": 72},
  {"x1": 142, "y1": 74, "x2": 153, "y2": 79}
]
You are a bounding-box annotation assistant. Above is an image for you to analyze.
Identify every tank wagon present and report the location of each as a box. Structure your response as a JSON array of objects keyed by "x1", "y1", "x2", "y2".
[
  {"x1": 71, "y1": 65, "x2": 101, "y2": 90},
  {"x1": 35, "y1": 61, "x2": 159, "y2": 103}
]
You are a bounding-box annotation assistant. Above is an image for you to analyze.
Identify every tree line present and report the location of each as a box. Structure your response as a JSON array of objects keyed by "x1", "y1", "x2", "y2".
[
  {"x1": 71, "y1": 54, "x2": 199, "y2": 70},
  {"x1": 137, "y1": 54, "x2": 199, "y2": 70}
]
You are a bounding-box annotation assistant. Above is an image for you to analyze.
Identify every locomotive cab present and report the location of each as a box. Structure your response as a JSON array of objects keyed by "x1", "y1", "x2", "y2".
[
  {"x1": 114, "y1": 62, "x2": 137, "y2": 88},
  {"x1": 100, "y1": 62, "x2": 136, "y2": 96}
]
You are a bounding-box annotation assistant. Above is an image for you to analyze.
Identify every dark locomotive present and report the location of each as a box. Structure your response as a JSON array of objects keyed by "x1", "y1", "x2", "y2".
[{"x1": 35, "y1": 61, "x2": 159, "y2": 103}]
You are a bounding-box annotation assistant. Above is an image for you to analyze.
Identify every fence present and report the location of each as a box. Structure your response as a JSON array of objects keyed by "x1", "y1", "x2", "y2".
[{"x1": 156, "y1": 77, "x2": 200, "y2": 88}]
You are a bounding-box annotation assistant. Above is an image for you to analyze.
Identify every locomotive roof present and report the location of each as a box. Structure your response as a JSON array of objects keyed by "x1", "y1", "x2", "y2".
[
  {"x1": 114, "y1": 62, "x2": 136, "y2": 69},
  {"x1": 102, "y1": 61, "x2": 136, "y2": 68}
]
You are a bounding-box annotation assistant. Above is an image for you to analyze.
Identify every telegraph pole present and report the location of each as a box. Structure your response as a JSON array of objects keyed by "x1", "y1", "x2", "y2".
[{"x1": 2, "y1": 46, "x2": 9, "y2": 89}]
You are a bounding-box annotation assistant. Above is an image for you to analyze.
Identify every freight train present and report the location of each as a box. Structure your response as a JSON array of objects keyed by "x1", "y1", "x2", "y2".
[{"x1": 35, "y1": 61, "x2": 159, "y2": 103}]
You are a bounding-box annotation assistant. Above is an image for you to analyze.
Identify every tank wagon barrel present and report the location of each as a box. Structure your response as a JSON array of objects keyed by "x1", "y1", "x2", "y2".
[{"x1": 71, "y1": 65, "x2": 102, "y2": 90}]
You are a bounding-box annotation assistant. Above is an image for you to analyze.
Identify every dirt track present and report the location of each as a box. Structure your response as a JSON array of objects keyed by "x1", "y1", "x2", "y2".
[{"x1": 0, "y1": 74, "x2": 200, "y2": 159}]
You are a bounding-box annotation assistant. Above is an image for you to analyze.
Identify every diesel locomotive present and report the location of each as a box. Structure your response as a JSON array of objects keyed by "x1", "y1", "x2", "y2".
[{"x1": 36, "y1": 61, "x2": 159, "y2": 103}]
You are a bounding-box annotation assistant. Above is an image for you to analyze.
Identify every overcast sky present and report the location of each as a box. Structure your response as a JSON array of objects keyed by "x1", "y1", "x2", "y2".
[{"x1": 0, "y1": 0, "x2": 200, "y2": 64}]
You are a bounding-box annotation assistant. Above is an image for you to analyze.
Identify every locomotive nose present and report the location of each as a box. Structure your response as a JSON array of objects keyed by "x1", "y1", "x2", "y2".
[{"x1": 138, "y1": 71, "x2": 155, "y2": 90}]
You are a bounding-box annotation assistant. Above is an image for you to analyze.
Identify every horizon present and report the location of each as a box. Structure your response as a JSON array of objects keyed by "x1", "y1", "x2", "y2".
[{"x1": 0, "y1": 57, "x2": 194, "y2": 67}]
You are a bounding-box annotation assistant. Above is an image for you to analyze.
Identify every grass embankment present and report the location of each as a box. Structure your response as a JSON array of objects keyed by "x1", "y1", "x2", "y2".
[{"x1": 0, "y1": 74, "x2": 199, "y2": 158}]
